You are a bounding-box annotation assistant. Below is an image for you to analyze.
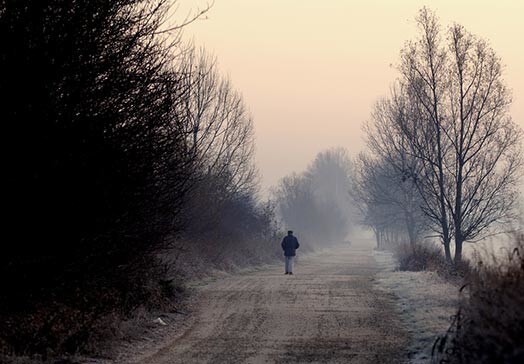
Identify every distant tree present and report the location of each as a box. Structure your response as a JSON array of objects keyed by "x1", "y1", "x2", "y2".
[
  {"x1": 307, "y1": 147, "x2": 355, "y2": 240},
  {"x1": 362, "y1": 91, "x2": 432, "y2": 248},
  {"x1": 273, "y1": 173, "x2": 318, "y2": 242},
  {"x1": 353, "y1": 152, "x2": 426, "y2": 249},
  {"x1": 273, "y1": 148, "x2": 355, "y2": 246},
  {"x1": 307, "y1": 148, "x2": 353, "y2": 210}
]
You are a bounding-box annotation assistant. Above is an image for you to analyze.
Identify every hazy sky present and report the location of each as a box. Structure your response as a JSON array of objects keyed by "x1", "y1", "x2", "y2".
[{"x1": 176, "y1": 0, "x2": 524, "y2": 194}]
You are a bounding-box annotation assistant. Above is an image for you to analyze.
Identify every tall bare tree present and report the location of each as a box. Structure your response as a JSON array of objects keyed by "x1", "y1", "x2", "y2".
[
  {"x1": 444, "y1": 24, "x2": 523, "y2": 261},
  {"x1": 397, "y1": 8, "x2": 523, "y2": 262},
  {"x1": 398, "y1": 8, "x2": 454, "y2": 260},
  {"x1": 179, "y1": 47, "x2": 257, "y2": 196},
  {"x1": 360, "y1": 8, "x2": 523, "y2": 262}
]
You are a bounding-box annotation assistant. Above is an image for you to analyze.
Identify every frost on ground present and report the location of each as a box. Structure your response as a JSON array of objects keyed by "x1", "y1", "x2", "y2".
[
  {"x1": 124, "y1": 241, "x2": 408, "y2": 364},
  {"x1": 373, "y1": 250, "x2": 459, "y2": 364}
]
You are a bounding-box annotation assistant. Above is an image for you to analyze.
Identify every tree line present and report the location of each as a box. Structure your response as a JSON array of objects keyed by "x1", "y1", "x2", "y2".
[
  {"x1": 0, "y1": 0, "x2": 280, "y2": 356},
  {"x1": 273, "y1": 147, "x2": 356, "y2": 247},
  {"x1": 354, "y1": 8, "x2": 523, "y2": 263}
]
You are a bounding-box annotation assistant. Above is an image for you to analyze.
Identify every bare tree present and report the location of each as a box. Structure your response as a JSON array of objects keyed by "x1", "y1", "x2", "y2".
[
  {"x1": 273, "y1": 148, "x2": 355, "y2": 247},
  {"x1": 360, "y1": 8, "x2": 523, "y2": 262},
  {"x1": 179, "y1": 47, "x2": 258, "y2": 196},
  {"x1": 307, "y1": 148, "x2": 351, "y2": 200},
  {"x1": 171, "y1": 47, "x2": 274, "y2": 269},
  {"x1": 444, "y1": 24, "x2": 523, "y2": 261},
  {"x1": 398, "y1": 8, "x2": 454, "y2": 260},
  {"x1": 397, "y1": 8, "x2": 523, "y2": 262},
  {"x1": 353, "y1": 152, "x2": 426, "y2": 249}
]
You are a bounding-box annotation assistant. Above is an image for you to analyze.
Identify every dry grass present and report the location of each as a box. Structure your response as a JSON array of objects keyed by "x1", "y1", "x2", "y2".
[
  {"x1": 0, "y1": 256, "x2": 182, "y2": 361},
  {"x1": 395, "y1": 242, "x2": 447, "y2": 271},
  {"x1": 394, "y1": 242, "x2": 471, "y2": 282},
  {"x1": 432, "y1": 233, "x2": 524, "y2": 363}
]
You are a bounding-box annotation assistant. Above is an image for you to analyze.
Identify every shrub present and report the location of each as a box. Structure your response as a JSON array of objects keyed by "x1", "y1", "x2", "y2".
[
  {"x1": 394, "y1": 242, "x2": 471, "y2": 281},
  {"x1": 395, "y1": 242, "x2": 446, "y2": 271}
]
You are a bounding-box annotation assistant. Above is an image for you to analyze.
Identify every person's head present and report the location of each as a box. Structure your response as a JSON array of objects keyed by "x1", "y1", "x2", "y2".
[{"x1": 287, "y1": 230, "x2": 293, "y2": 235}]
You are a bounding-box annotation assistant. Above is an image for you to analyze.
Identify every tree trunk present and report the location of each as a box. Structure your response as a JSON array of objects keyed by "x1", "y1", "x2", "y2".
[
  {"x1": 406, "y1": 212, "x2": 416, "y2": 247},
  {"x1": 443, "y1": 237, "x2": 452, "y2": 262},
  {"x1": 374, "y1": 228, "x2": 381, "y2": 249},
  {"x1": 454, "y1": 233, "x2": 463, "y2": 263}
]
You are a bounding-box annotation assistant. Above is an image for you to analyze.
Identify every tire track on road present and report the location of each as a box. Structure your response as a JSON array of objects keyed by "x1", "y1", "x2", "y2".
[{"x1": 139, "y1": 239, "x2": 409, "y2": 364}]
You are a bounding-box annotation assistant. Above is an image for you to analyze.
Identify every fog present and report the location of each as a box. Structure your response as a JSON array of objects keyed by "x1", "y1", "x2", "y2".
[
  {"x1": 2, "y1": 1, "x2": 523, "y2": 361},
  {"x1": 179, "y1": 0, "x2": 524, "y2": 195}
]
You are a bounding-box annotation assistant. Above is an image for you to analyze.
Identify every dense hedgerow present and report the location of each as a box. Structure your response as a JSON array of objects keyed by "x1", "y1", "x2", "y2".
[{"x1": 0, "y1": 0, "x2": 280, "y2": 358}]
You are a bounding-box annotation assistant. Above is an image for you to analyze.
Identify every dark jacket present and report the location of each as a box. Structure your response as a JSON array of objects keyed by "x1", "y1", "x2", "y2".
[{"x1": 281, "y1": 235, "x2": 300, "y2": 256}]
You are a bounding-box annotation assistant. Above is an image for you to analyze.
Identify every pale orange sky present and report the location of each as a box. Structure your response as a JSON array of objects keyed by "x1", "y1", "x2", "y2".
[{"x1": 176, "y1": 0, "x2": 524, "y2": 194}]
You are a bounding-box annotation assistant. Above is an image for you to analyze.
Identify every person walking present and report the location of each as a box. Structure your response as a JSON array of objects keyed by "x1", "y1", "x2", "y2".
[{"x1": 281, "y1": 230, "x2": 300, "y2": 275}]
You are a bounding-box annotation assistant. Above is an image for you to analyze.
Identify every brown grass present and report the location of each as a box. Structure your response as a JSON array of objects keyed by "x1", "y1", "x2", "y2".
[
  {"x1": 0, "y1": 256, "x2": 181, "y2": 361},
  {"x1": 432, "y1": 233, "x2": 524, "y2": 363},
  {"x1": 394, "y1": 242, "x2": 471, "y2": 282}
]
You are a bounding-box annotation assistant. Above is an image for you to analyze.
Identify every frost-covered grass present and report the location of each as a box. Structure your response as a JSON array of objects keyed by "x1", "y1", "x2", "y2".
[
  {"x1": 374, "y1": 232, "x2": 524, "y2": 364},
  {"x1": 373, "y1": 250, "x2": 459, "y2": 364}
]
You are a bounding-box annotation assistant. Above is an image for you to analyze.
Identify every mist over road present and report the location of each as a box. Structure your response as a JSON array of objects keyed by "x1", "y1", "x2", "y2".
[{"x1": 140, "y1": 239, "x2": 408, "y2": 364}]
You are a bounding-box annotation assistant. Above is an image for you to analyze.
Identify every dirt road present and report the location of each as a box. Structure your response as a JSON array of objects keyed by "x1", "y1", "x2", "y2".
[{"x1": 140, "y1": 239, "x2": 408, "y2": 363}]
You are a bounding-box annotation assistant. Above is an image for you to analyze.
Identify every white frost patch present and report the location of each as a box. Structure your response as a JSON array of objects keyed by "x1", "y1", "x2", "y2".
[{"x1": 373, "y1": 250, "x2": 459, "y2": 363}]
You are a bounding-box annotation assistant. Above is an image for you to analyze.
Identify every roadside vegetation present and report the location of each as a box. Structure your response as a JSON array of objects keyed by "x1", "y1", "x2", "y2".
[
  {"x1": 393, "y1": 242, "x2": 471, "y2": 282},
  {"x1": 0, "y1": 1, "x2": 281, "y2": 359},
  {"x1": 432, "y1": 233, "x2": 524, "y2": 364},
  {"x1": 354, "y1": 7, "x2": 523, "y2": 262},
  {"x1": 354, "y1": 7, "x2": 524, "y2": 363},
  {"x1": 2, "y1": 1, "x2": 523, "y2": 362}
]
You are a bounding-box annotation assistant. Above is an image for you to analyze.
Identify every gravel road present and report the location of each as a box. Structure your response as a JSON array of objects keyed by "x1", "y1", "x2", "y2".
[{"x1": 138, "y1": 239, "x2": 409, "y2": 363}]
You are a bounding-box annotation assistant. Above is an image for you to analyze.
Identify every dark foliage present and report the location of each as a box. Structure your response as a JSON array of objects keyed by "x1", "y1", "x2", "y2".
[
  {"x1": 177, "y1": 173, "x2": 282, "y2": 272},
  {"x1": 0, "y1": 0, "x2": 192, "y2": 355},
  {"x1": 432, "y1": 234, "x2": 524, "y2": 364}
]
